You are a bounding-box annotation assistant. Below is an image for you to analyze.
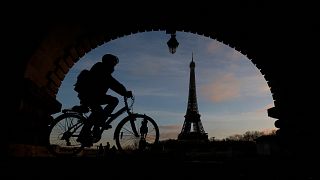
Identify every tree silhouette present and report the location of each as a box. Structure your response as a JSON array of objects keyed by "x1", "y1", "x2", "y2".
[{"x1": 222, "y1": 130, "x2": 275, "y2": 142}]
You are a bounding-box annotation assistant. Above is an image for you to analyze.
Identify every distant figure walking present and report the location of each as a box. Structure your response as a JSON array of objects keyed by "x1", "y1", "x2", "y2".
[
  {"x1": 104, "y1": 142, "x2": 111, "y2": 156},
  {"x1": 140, "y1": 119, "x2": 148, "y2": 139},
  {"x1": 97, "y1": 143, "x2": 104, "y2": 157}
]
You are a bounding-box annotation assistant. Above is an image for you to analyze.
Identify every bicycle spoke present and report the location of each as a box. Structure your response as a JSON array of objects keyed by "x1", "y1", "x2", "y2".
[
  {"x1": 121, "y1": 126, "x2": 136, "y2": 136},
  {"x1": 115, "y1": 114, "x2": 159, "y2": 152},
  {"x1": 48, "y1": 113, "x2": 84, "y2": 156}
]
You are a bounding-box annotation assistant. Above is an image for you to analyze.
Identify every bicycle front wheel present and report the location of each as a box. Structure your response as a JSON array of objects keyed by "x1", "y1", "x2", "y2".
[
  {"x1": 114, "y1": 114, "x2": 159, "y2": 152},
  {"x1": 47, "y1": 113, "x2": 85, "y2": 157}
]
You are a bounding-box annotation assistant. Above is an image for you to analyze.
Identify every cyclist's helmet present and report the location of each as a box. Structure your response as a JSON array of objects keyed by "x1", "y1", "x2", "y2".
[{"x1": 102, "y1": 54, "x2": 119, "y2": 66}]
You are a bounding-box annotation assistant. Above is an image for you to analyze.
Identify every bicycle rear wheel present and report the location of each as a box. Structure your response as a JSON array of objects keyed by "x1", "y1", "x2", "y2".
[
  {"x1": 114, "y1": 114, "x2": 159, "y2": 152},
  {"x1": 47, "y1": 113, "x2": 85, "y2": 157}
]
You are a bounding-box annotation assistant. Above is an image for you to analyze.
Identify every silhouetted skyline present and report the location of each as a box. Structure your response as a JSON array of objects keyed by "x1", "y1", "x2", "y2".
[{"x1": 56, "y1": 31, "x2": 276, "y2": 147}]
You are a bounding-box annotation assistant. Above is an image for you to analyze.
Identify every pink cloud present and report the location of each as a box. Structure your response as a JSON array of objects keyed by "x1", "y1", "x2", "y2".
[
  {"x1": 206, "y1": 41, "x2": 244, "y2": 62},
  {"x1": 225, "y1": 48, "x2": 244, "y2": 61},
  {"x1": 200, "y1": 71, "x2": 272, "y2": 103},
  {"x1": 158, "y1": 125, "x2": 181, "y2": 140},
  {"x1": 158, "y1": 124, "x2": 181, "y2": 130},
  {"x1": 201, "y1": 73, "x2": 240, "y2": 102},
  {"x1": 160, "y1": 132, "x2": 180, "y2": 140},
  {"x1": 255, "y1": 103, "x2": 274, "y2": 113},
  {"x1": 206, "y1": 41, "x2": 223, "y2": 53},
  {"x1": 260, "y1": 128, "x2": 278, "y2": 135}
]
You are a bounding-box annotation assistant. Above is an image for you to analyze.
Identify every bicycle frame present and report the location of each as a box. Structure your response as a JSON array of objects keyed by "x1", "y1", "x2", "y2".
[
  {"x1": 59, "y1": 97, "x2": 135, "y2": 139},
  {"x1": 48, "y1": 96, "x2": 159, "y2": 156},
  {"x1": 104, "y1": 97, "x2": 131, "y2": 126},
  {"x1": 70, "y1": 97, "x2": 138, "y2": 140},
  {"x1": 104, "y1": 97, "x2": 140, "y2": 138}
]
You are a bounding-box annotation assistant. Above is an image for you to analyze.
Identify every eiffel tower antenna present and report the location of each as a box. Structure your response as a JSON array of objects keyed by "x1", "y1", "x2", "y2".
[{"x1": 178, "y1": 53, "x2": 208, "y2": 141}]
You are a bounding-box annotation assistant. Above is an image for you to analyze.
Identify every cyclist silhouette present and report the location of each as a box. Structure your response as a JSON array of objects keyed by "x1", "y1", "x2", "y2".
[{"x1": 75, "y1": 53, "x2": 132, "y2": 146}]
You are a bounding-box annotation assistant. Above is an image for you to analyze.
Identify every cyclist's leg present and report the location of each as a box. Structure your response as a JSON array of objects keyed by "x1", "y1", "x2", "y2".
[
  {"x1": 77, "y1": 104, "x2": 102, "y2": 147},
  {"x1": 78, "y1": 119, "x2": 93, "y2": 139},
  {"x1": 77, "y1": 95, "x2": 101, "y2": 144},
  {"x1": 89, "y1": 105, "x2": 104, "y2": 139},
  {"x1": 101, "y1": 95, "x2": 119, "y2": 118},
  {"x1": 92, "y1": 95, "x2": 118, "y2": 130},
  {"x1": 80, "y1": 94, "x2": 118, "y2": 133},
  {"x1": 77, "y1": 94, "x2": 91, "y2": 141}
]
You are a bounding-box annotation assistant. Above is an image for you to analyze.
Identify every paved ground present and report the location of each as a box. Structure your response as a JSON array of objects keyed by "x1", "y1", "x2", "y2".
[{"x1": 1, "y1": 152, "x2": 317, "y2": 179}]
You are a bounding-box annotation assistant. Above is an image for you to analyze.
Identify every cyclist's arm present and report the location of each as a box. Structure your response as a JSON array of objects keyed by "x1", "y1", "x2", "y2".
[{"x1": 109, "y1": 76, "x2": 128, "y2": 96}]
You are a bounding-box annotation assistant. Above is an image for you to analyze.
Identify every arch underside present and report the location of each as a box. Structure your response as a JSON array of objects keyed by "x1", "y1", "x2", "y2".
[{"x1": 7, "y1": 3, "x2": 318, "y2": 156}]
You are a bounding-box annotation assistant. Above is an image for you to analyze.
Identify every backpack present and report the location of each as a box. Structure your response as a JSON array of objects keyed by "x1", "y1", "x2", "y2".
[{"x1": 74, "y1": 69, "x2": 92, "y2": 93}]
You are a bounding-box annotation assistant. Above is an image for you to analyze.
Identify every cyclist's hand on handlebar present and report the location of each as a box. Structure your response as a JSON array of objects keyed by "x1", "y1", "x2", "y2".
[{"x1": 125, "y1": 90, "x2": 133, "y2": 98}]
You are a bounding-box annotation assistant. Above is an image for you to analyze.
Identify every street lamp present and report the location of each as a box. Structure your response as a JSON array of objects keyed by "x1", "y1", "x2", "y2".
[{"x1": 166, "y1": 30, "x2": 179, "y2": 54}]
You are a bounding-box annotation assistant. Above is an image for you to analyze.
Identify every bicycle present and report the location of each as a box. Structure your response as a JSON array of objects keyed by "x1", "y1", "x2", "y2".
[{"x1": 47, "y1": 96, "x2": 160, "y2": 157}]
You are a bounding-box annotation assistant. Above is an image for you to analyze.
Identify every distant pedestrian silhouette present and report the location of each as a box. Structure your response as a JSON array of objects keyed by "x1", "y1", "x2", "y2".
[
  {"x1": 140, "y1": 119, "x2": 148, "y2": 138},
  {"x1": 97, "y1": 143, "x2": 104, "y2": 157},
  {"x1": 104, "y1": 142, "x2": 110, "y2": 156}
]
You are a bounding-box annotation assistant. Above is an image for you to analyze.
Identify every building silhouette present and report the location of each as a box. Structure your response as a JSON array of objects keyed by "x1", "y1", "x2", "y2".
[{"x1": 178, "y1": 54, "x2": 208, "y2": 141}]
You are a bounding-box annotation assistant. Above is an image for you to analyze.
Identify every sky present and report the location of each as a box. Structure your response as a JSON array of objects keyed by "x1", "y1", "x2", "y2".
[{"x1": 56, "y1": 31, "x2": 276, "y2": 146}]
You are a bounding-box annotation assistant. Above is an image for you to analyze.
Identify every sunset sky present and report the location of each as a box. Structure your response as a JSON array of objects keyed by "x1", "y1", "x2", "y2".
[{"x1": 55, "y1": 31, "x2": 276, "y2": 146}]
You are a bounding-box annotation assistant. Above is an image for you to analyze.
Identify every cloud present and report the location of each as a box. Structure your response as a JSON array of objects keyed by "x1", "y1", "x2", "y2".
[
  {"x1": 158, "y1": 124, "x2": 181, "y2": 130},
  {"x1": 120, "y1": 54, "x2": 187, "y2": 79},
  {"x1": 127, "y1": 57, "x2": 167, "y2": 76},
  {"x1": 206, "y1": 40, "x2": 224, "y2": 53},
  {"x1": 160, "y1": 131, "x2": 180, "y2": 140},
  {"x1": 200, "y1": 72, "x2": 271, "y2": 103},
  {"x1": 134, "y1": 87, "x2": 178, "y2": 97},
  {"x1": 201, "y1": 73, "x2": 240, "y2": 102},
  {"x1": 138, "y1": 110, "x2": 184, "y2": 121},
  {"x1": 206, "y1": 40, "x2": 244, "y2": 63},
  {"x1": 260, "y1": 128, "x2": 278, "y2": 135},
  {"x1": 225, "y1": 48, "x2": 244, "y2": 62},
  {"x1": 73, "y1": 57, "x2": 98, "y2": 71},
  {"x1": 158, "y1": 124, "x2": 181, "y2": 140},
  {"x1": 255, "y1": 103, "x2": 274, "y2": 113}
]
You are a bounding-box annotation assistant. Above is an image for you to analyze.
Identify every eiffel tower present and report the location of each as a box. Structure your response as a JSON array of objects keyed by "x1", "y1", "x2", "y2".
[{"x1": 178, "y1": 54, "x2": 208, "y2": 141}]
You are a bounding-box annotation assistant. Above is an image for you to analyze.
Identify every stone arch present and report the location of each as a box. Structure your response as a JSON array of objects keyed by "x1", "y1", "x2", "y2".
[
  {"x1": 25, "y1": 27, "x2": 278, "y2": 107},
  {"x1": 9, "y1": 4, "x2": 318, "y2": 157}
]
